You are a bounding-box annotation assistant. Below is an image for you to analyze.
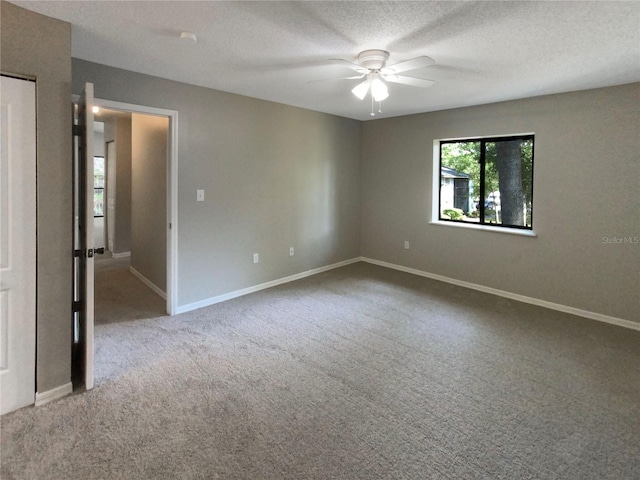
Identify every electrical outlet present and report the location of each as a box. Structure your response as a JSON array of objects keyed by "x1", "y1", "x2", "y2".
[
  {"x1": 404, "y1": 240, "x2": 410, "y2": 250},
  {"x1": 289, "y1": 247, "x2": 295, "y2": 256},
  {"x1": 253, "y1": 253, "x2": 259, "y2": 264}
]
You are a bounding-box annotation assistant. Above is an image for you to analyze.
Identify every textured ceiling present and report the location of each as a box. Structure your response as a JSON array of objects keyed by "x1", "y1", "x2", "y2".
[{"x1": 12, "y1": 1, "x2": 640, "y2": 121}]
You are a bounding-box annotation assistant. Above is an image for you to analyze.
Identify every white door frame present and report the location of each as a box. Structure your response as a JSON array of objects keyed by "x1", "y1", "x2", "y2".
[{"x1": 93, "y1": 97, "x2": 178, "y2": 316}]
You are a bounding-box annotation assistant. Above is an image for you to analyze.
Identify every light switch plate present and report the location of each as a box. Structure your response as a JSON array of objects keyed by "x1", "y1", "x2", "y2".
[{"x1": 197, "y1": 189, "x2": 205, "y2": 202}]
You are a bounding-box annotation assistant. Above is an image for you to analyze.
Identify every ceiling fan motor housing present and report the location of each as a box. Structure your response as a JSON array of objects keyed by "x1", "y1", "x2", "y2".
[{"x1": 358, "y1": 49, "x2": 390, "y2": 70}]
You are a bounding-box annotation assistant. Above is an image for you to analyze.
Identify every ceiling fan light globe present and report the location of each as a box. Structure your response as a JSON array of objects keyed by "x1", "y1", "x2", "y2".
[
  {"x1": 351, "y1": 80, "x2": 370, "y2": 100},
  {"x1": 374, "y1": 92, "x2": 389, "y2": 102},
  {"x1": 371, "y1": 78, "x2": 389, "y2": 102},
  {"x1": 373, "y1": 90, "x2": 389, "y2": 102}
]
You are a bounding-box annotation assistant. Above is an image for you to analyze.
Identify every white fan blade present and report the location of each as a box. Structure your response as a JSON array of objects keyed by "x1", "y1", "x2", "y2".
[
  {"x1": 384, "y1": 75, "x2": 435, "y2": 88},
  {"x1": 381, "y1": 56, "x2": 435, "y2": 74},
  {"x1": 329, "y1": 59, "x2": 369, "y2": 73},
  {"x1": 308, "y1": 74, "x2": 365, "y2": 84}
]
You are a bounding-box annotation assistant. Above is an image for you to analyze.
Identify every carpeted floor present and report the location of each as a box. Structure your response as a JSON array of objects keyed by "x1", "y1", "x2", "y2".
[
  {"x1": 1, "y1": 262, "x2": 639, "y2": 479},
  {"x1": 94, "y1": 253, "x2": 166, "y2": 324}
]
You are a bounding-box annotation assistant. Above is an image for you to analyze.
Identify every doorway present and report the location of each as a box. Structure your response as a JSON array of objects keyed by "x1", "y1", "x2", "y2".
[
  {"x1": 73, "y1": 94, "x2": 178, "y2": 390},
  {"x1": 93, "y1": 107, "x2": 170, "y2": 321},
  {"x1": 91, "y1": 98, "x2": 178, "y2": 316}
]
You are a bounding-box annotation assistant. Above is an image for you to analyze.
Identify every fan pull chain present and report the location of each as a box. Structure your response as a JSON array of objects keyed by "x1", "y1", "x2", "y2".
[
  {"x1": 378, "y1": 100, "x2": 382, "y2": 114},
  {"x1": 370, "y1": 94, "x2": 375, "y2": 117}
]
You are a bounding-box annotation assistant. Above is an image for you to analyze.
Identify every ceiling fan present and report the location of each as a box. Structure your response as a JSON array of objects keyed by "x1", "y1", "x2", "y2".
[{"x1": 326, "y1": 49, "x2": 436, "y2": 116}]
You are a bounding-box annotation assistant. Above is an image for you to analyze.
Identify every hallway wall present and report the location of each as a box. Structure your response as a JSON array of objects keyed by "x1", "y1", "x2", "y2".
[
  {"x1": 103, "y1": 113, "x2": 132, "y2": 255},
  {"x1": 131, "y1": 113, "x2": 168, "y2": 293}
]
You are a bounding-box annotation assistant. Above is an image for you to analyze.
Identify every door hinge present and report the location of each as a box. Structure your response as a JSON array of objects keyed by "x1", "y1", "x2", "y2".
[
  {"x1": 72, "y1": 301, "x2": 83, "y2": 313},
  {"x1": 73, "y1": 124, "x2": 85, "y2": 137}
]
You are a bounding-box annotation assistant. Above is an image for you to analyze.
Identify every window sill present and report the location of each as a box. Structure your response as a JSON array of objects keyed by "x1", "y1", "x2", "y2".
[{"x1": 429, "y1": 220, "x2": 537, "y2": 237}]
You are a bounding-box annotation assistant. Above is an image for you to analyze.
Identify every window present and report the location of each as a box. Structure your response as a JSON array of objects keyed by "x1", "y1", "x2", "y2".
[
  {"x1": 94, "y1": 156, "x2": 105, "y2": 217},
  {"x1": 438, "y1": 135, "x2": 534, "y2": 230}
]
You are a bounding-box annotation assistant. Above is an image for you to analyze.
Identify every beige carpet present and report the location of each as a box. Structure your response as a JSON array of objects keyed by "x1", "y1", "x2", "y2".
[{"x1": 2, "y1": 262, "x2": 639, "y2": 479}]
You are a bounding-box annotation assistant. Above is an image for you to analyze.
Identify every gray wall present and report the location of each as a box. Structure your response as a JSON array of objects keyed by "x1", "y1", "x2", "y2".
[
  {"x1": 362, "y1": 84, "x2": 640, "y2": 323},
  {"x1": 103, "y1": 113, "x2": 132, "y2": 255},
  {"x1": 131, "y1": 113, "x2": 168, "y2": 292},
  {"x1": 94, "y1": 129, "x2": 104, "y2": 157},
  {"x1": 72, "y1": 59, "x2": 362, "y2": 308},
  {"x1": 0, "y1": 2, "x2": 72, "y2": 392}
]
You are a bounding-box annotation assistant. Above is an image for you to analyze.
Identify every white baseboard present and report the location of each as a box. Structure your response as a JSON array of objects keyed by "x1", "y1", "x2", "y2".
[
  {"x1": 130, "y1": 266, "x2": 167, "y2": 300},
  {"x1": 35, "y1": 382, "x2": 73, "y2": 407},
  {"x1": 176, "y1": 257, "x2": 361, "y2": 314},
  {"x1": 111, "y1": 251, "x2": 131, "y2": 259},
  {"x1": 361, "y1": 257, "x2": 640, "y2": 331}
]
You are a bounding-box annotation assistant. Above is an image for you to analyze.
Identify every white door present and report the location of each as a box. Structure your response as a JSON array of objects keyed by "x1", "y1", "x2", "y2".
[
  {"x1": 75, "y1": 83, "x2": 95, "y2": 390},
  {"x1": 0, "y1": 75, "x2": 36, "y2": 415}
]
